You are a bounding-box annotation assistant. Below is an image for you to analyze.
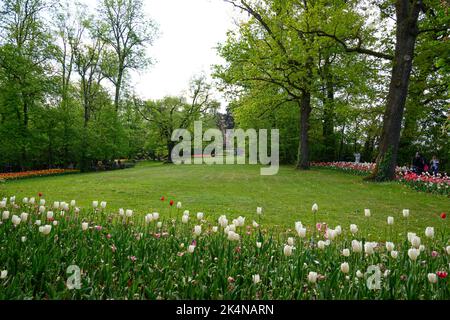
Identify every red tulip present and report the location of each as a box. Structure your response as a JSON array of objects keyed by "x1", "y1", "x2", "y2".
[
  {"x1": 170, "y1": 200, "x2": 174, "y2": 206},
  {"x1": 437, "y1": 271, "x2": 448, "y2": 279},
  {"x1": 38, "y1": 193, "x2": 43, "y2": 197},
  {"x1": 160, "y1": 196, "x2": 165, "y2": 201},
  {"x1": 441, "y1": 212, "x2": 447, "y2": 219}
]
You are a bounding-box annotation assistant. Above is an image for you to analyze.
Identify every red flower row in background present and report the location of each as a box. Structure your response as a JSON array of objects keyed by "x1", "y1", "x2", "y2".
[{"x1": 0, "y1": 169, "x2": 79, "y2": 181}]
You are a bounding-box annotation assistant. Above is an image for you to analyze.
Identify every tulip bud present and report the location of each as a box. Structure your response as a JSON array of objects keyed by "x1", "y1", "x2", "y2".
[
  {"x1": 356, "y1": 270, "x2": 364, "y2": 278},
  {"x1": 387, "y1": 217, "x2": 394, "y2": 225},
  {"x1": 390, "y1": 250, "x2": 398, "y2": 259},
  {"x1": 340, "y1": 262, "x2": 350, "y2": 274},
  {"x1": 307, "y1": 271, "x2": 318, "y2": 284},
  {"x1": 197, "y1": 212, "x2": 204, "y2": 220},
  {"x1": 176, "y1": 202, "x2": 182, "y2": 209},
  {"x1": 256, "y1": 242, "x2": 262, "y2": 249},
  {"x1": 256, "y1": 207, "x2": 263, "y2": 215},
  {"x1": 40, "y1": 199, "x2": 45, "y2": 206},
  {"x1": 23, "y1": 197, "x2": 29, "y2": 204},
  {"x1": 283, "y1": 245, "x2": 293, "y2": 257},
  {"x1": 39, "y1": 206, "x2": 45, "y2": 213},
  {"x1": 342, "y1": 249, "x2": 350, "y2": 257},
  {"x1": 2, "y1": 211, "x2": 10, "y2": 220},
  {"x1": 125, "y1": 210, "x2": 133, "y2": 218},
  {"x1": 350, "y1": 224, "x2": 358, "y2": 235},
  {"x1": 428, "y1": 273, "x2": 437, "y2": 284},
  {"x1": 312, "y1": 203, "x2": 318, "y2": 213},
  {"x1": 82, "y1": 222, "x2": 89, "y2": 231},
  {"x1": 0, "y1": 270, "x2": 7, "y2": 279},
  {"x1": 252, "y1": 221, "x2": 259, "y2": 228},
  {"x1": 53, "y1": 202, "x2": 60, "y2": 209},
  {"x1": 335, "y1": 225, "x2": 342, "y2": 235},
  {"x1": 21, "y1": 236, "x2": 27, "y2": 242},
  {"x1": 194, "y1": 225, "x2": 202, "y2": 236},
  {"x1": 425, "y1": 227, "x2": 434, "y2": 239},
  {"x1": 287, "y1": 237, "x2": 294, "y2": 246},
  {"x1": 403, "y1": 209, "x2": 410, "y2": 218},
  {"x1": 11, "y1": 215, "x2": 21, "y2": 226},
  {"x1": 157, "y1": 222, "x2": 162, "y2": 229},
  {"x1": 212, "y1": 226, "x2": 218, "y2": 233},
  {"x1": 92, "y1": 201, "x2": 98, "y2": 208},
  {"x1": 100, "y1": 201, "x2": 107, "y2": 209},
  {"x1": 188, "y1": 245, "x2": 195, "y2": 253},
  {"x1": 70, "y1": 200, "x2": 76, "y2": 207},
  {"x1": 386, "y1": 242, "x2": 395, "y2": 252},
  {"x1": 364, "y1": 209, "x2": 371, "y2": 217},
  {"x1": 35, "y1": 220, "x2": 41, "y2": 226},
  {"x1": 119, "y1": 208, "x2": 124, "y2": 216},
  {"x1": 252, "y1": 274, "x2": 261, "y2": 284},
  {"x1": 181, "y1": 215, "x2": 189, "y2": 224}
]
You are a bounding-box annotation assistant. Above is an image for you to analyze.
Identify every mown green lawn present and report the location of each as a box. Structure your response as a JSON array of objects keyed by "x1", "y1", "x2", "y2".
[{"x1": 1, "y1": 162, "x2": 448, "y2": 240}]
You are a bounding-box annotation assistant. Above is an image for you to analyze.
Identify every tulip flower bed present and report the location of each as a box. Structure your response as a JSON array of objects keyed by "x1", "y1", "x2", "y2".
[
  {"x1": 311, "y1": 162, "x2": 376, "y2": 176},
  {"x1": 0, "y1": 196, "x2": 449, "y2": 300},
  {"x1": 0, "y1": 169, "x2": 79, "y2": 181},
  {"x1": 398, "y1": 171, "x2": 450, "y2": 197},
  {"x1": 312, "y1": 162, "x2": 449, "y2": 196}
]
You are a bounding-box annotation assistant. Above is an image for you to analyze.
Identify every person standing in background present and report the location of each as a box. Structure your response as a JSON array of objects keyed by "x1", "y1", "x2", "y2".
[{"x1": 430, "y1": 155, "x2": 439, "y2": 176}]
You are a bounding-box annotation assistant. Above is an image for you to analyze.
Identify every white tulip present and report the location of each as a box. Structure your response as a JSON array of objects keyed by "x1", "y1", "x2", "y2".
[
  {"x1": 335, "y1": 225, "x2": 342, "y2": 235},
  {"x1": 212, "y1": 226, "x2": 218, "y2": 233},
  {"x1": 70, "y1": 200, "x2": 76, "y2": 207},
  {"x1": 46, "y1": 211, "x2": 54, "y2": 219},
  {"x1": 39, "y1": 225, "x2": 52, "y2": 235},
  {"x1": 100, "y1": 201, "x2": 107, "y2": 209},
  {"x1": 40, "y1": 199, "x2": 46, "y2": 206},
  {"x1": 428, "y1": 273, "x2": 438, "y2": 284},
  {"x1": 176, "y1": 202, "x2": 182, "y2": 209},
  {"x1": 356, "y1": 270, "x2": 364, "y2": 278},
  {"x1": 307, "y1": 271, "x2": 318, "y2": 284},
  {"x1": 11, "y1": 215, "x2": 21, "y2": 226},
  {"x1": 0, "y1": 270, "x2": 7, "y2": 279},
  {"x1": 74, "y1": 207, "x2": 80, "y2": 214},
  {"x1": 82, "y1": 222, "x2": 89, "y2": 231},
  {"x1": 252, "y1": 274, "x2": 261, "y2": 284},
  {"x1": 340, "y1": 262, "x2": 350, "y2": 274},
  {"x1": 119, "y1": 208, "x2": 124, "y2": 216},
  {"x1": 408, "y1": 248, "x2": 420, "y2": 261},
  {"x1": 256, "y1": 242, "x2": 262, "y2": 248},
  {"x1": 62, "y1": 203, "x2": 69, "y2": 211},
  {"x1": 387, "y1": 217, "x2": 394, "y2": 225},
  {"x1": 2, "y1": 211, "x2": 10, "y2": 220},
  {"x1": 39, "y1": 206, "x2": 45, "y2": 213},
  {"x1": 125, "y1": 210, "x2": 133, "y2": 218},
  {"x1": 256, "y1": 207, "x2": 263, "y2": 215},
  {"x1": 326, "y1": 229, "x2": 337, "y2": 240},
  {"x1": 419, "y1": 245, "x2": 425, "y2": 252},
  {"x1": 351, "y1": 240, "x2": 363, "y2": 253},
  {"x1": 364, "y1": 209, "x2": 371, "y2": 217},
  {"x1": 92, "y1": 201, "x2": 98, "y2": 208},
  {"x1": 425, "y1": 227, "x2": 434, "y2": 239},
  {"x1": 391, "y1": 251, "x2": 398, "y2": 259},
  {"x1": 21, "y1": 236, "x2": 27, "y2": 242},
  {"x1": 29, "y1": 197, "x2": 35, "y2": 205},
  {"x1": 228, "y1": 224, "x2": 236, "y2": 232},
  {"x1": 312, "y1": 203, "x2": 318, "y2": 213},
  {"x1": 157, "y1": 222, "x2": 162, "y2": 229},
  {"x1": 194, "y1": 225, "x2": 202, "y2": 236},
  {"x1": 252, "y1": 221, "x2": 259, "y2": 228},
  {"x1": 317, "y1": 241, "x2": 326, "y2": 250},
  {"x1": 407, "y1": 232, "x2": 416, "y2": 243},
  {"x1": 386, "y1": 242, "x2": 395, "y2": 252},
  {"x1": 53, "y1": 221, "x2": 58, "y2": 226},
  {"x1": 411, "y1": 236, "x2": 421, "y2": 249},
  {"x1": 188, "y1": 245, "x2": 195, "y2": 253},
  {"x1": 287, "y1": 237, "x2": 295, "y2": 246},
  {"x1": 145, "y1": 214, "x2": 153, "y2": 224},
  {"x1": 23, "y1": 197, "x2": 29, "y2": 204},
  {"x1": 183, "y1": 210, "x2": 190, "y2": 216},
  {"x1": 284, "y1": 245, "x2": 293, "y2": 257},
  {"x1": 218, "y1": 215, "x2": 228, "y2": 227},
  {"x1": 297, "y1": 226, "x2": 306, "y2": 238},
  {"x1": 350, "y1": 224, "x2": 358, "y2": 235},
  {"x1": 181, "y1": 215, "x2": 189, "y2": 224},
  {"x1": 152, "y1": 212, "x2": 160, "y2": 220},
  {"x1": 342, "y1": 249, "x2": 350, "y2": 257},
  {"x1": 227, "y1": 231, "x2": 240, "y2": 241},
  {"x1": 0, "y1": 201, "x2": 6, "y2": 208},
  {"x1": 236, "y1": 216, "x2": 245, "y2": 227},
  {"x1": 364, "y1": 242, "x2": 375, "y2": 255},
  {"x1": 53, "y1": 201, "x2": 60, "y2": 209},
  {"x1": 446, "y1": 246, "x2": 450, "y2": 255},
  {"x1": 403, "y1": 209, "x2": 410, "y2": 218},
  {"x1": 9, "y1": 196, "x2": 15, "y2": 204},
  {"x1": 197, "y1": 212, "x2": 204, "y2": 220},
  {"x1": 35, "y1": 220, "x2": 42, "y2": 226}
]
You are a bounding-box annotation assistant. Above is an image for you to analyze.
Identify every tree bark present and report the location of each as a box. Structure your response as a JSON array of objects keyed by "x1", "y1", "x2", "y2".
[
  {"x1": 322, "y1": 59, "x2": 335, "y2": 161},
  {"x1": 368, "y1": 0, "x2": 422, "y2": 181},
  {"x1": 296, "y1": 91, "x2": 312, "y2": 170}
]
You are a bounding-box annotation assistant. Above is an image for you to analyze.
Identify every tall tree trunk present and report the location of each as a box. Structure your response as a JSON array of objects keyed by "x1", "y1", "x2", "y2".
[
  {"x1": 322, "y1": 56, "x2": 335, "y2": 161},
  {"x1": 296, "y1": 91, "x2": 312, "y2": 170},
  {"x1": 114, "y1": 64, "x2": 124, "y2": 113},
  {"x1": 368, "y1": 0, "x2": 421, "y2": 181}
]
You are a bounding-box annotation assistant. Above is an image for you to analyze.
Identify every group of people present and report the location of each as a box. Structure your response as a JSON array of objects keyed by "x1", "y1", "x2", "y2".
[{"x1": 412, "y1": 152, "x2": 439, "y2": 175}]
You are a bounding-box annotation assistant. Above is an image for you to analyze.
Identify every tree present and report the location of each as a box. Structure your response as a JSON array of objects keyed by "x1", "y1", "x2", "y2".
[{"x1": 98, "y1": 0, "x2": 158, "y2": 112}]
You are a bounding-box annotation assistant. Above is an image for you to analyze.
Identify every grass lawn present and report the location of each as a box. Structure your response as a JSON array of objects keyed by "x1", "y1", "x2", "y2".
[{"x1": 1, "y1": 161, "x2": 448, "y2": 240}]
